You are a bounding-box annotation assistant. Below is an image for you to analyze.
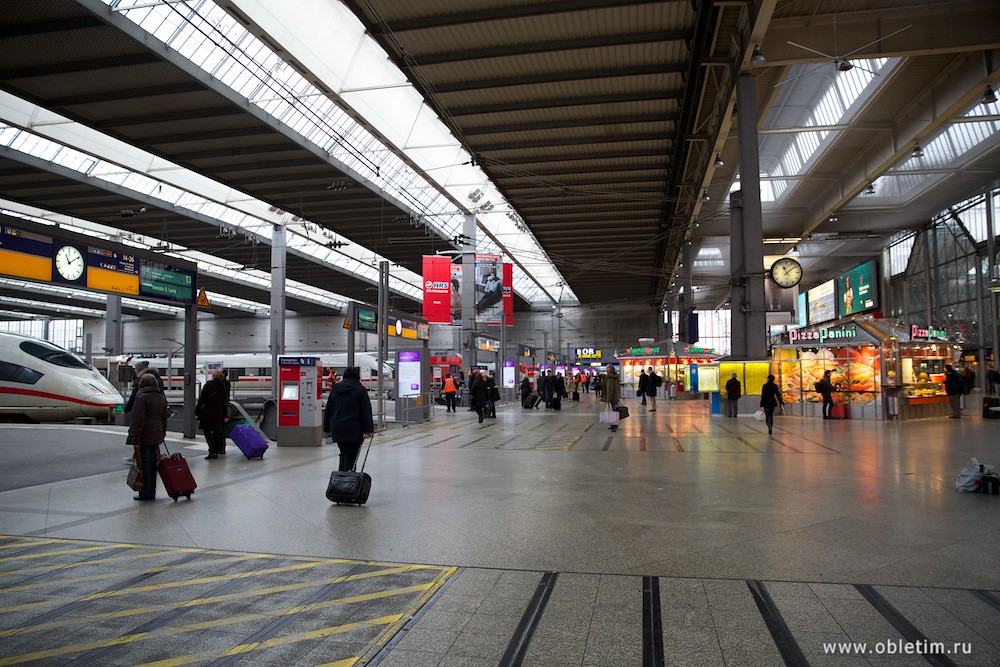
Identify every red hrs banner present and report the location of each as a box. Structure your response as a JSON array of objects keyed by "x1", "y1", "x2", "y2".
[
  {"x1": 422, "y1": 256, "x2": 452, "y2": 323},
  {"x1": 503, "y1": 262, "x2": 513, "y2": 326}
]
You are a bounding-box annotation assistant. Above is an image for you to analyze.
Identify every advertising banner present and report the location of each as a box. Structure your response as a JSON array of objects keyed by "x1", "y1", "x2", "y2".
[
  {"x1": 807, "y1": 280, "x2": 836, "y2": 325},
  {"x1": 475, "y1": 254, "x2": 504, "y2": 324},
  {"x1": 397, "y1": 350, "x2": 422, "y2": 398},
  {"x1": 836, "y1": 260, "x2": 878, "y2": 318},
  {"x1": 502, "y1": 262, "x2": 513, "y2": 326},
  {"x1": 422, "y1": 256, "x2": 452, "y2": 323}
]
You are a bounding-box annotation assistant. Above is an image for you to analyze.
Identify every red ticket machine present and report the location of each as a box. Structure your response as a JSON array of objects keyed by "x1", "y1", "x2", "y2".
[{"x1": 277, "y1": 356, "x2": 322, "y2": 446}]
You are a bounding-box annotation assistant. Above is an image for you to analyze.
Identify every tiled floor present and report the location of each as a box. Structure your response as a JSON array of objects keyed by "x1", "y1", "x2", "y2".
[{"x1": 0, "y1": 396, "x2": 998, "y2": 665}]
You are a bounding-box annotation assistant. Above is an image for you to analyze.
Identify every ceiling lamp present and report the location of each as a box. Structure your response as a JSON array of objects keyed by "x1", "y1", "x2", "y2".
[
  {"x1": 750, "y1": 45, "x2": 765, "y2": 68},
  {"x1": 911, "y1": 143, "x2": 924, "y2": 159},
  {"x1": 863, "y1": 182, "x2": 876, "y2": 195},
  {"x1": 828, "y1": 213, "x2": 838, "y2": 223},
  {"x1": 702, "y1": 189, "x2": 710, "y2": 201},
  {"x1": 714, "y1": 154, "x2": 724, "y2": 168},
  {"x1": 984, "y1": 86, "x2": 998, "y2": 105}
]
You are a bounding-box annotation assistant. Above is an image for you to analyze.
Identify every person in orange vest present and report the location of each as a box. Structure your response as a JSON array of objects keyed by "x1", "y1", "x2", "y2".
[{"x1": 442, "y1": 373, "x2": 459, "y2": 413}]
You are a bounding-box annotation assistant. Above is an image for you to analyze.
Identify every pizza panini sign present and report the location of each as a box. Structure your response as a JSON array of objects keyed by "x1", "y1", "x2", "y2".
[{"x1": 788, "y1": 324, "x2": 861, "y2": 345}]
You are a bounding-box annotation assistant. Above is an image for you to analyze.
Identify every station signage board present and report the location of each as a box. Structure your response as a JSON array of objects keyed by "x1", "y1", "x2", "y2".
[
  {"x1": 574, "y1": 347, "x2": 601, "y2": 359},
  {"x1": 807, "y1": 279, "x2": 836, "y2": 324}
]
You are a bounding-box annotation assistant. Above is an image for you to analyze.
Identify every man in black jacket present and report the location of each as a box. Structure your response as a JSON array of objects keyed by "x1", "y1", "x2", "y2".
[
  {"x1": 323, "y1": 367, "x2": 374, "y2": 471},
  {"x1": 724, "y1": 372, "x2": 741, "y2": 418},
  {"x1": 638, "y1": 370, "x2": 648, "y2": 406},
  {"x1": 944, "y1": 364, "x2": 964, "y2": 419},
  {"x1": 816, "y1": 370, "x2": 834, "y2": 419}
]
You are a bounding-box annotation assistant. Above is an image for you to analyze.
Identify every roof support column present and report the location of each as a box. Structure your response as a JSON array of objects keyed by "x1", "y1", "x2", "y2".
[
  {"x1": 104, "y1": 295, "x2": 122, "y2": 356},
  {"x1": 183, "y1": 303, "x2": 198, "y2": 439},
  {"x1": 731, "y1": 74, "x2": 767, "y2": 360},
  {"x1": 986, "y1": 187, "x2": 999, "y2": 375},
  {"x1": 462, "y1": 213, "x2": 477, "y2": 373},
  {"x1": 270, "y1": 223, "x2": 286, "y2": 398},
  {"x1": 923, "y1": 228, "x2": 934, "y2": 327}
]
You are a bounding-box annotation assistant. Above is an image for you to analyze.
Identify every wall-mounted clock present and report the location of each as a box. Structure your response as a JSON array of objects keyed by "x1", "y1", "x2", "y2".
[
  {"x1": 769, "y1": 257, "x2": 802, "y2": 288},
  {"x1": 54, "y1": 244, "x2": 86, "y2": 283}
]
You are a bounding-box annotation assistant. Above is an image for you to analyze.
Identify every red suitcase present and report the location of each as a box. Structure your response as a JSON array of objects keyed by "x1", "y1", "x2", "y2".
[{"x1": 157, "y1": 444, "x2": 197, "y2": 500}]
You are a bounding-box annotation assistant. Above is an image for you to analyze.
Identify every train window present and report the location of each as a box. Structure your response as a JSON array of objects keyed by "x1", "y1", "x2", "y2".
[
  {"x1": 19, "y1": 341, "x2": 89, "y2": 369},
  {"x1": 0, "y1": 361, "x2": 44, "y2": 385}
]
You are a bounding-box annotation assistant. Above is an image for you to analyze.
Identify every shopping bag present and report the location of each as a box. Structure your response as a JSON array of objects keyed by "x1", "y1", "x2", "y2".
[
  {"x1": 127, "y1": 463, "x2": 143, "y2": 492},
  {"x1": 599, "y1": 405, "x2": 620, "y2": 425},
  {"x1": 754, "y1": 408, "x2": 766, "y2": 422},
  {"x1": 954, "y1": 457, "x2": 983, "y2": 492}
]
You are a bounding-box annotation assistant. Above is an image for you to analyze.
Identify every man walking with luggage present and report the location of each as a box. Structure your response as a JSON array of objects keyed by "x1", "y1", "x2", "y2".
[
  {"x1": 324, "y1": 367, "x2": 374, "y2": 471},
  {"x1": 195, "y1": 370, "x2": 229, "y2": 459}
]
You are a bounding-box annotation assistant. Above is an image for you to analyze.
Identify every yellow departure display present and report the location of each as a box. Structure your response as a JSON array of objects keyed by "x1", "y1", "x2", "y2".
[{"x1": 0, "y1": 226, "x2": 53, "y2": 282}]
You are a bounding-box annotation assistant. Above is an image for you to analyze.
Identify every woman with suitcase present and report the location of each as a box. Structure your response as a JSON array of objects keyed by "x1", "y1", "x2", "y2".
[
  {"x1": 195, "y1": 370, "x2": 229, "y2": 459},
  {"x1": 128, "y1": 373, "x2": 169, "y2": 501}
]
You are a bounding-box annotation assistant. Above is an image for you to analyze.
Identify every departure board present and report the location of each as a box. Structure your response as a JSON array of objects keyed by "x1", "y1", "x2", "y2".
[
  {"x1": 0, "y1": 226, "x2": 52, "y2": 282},
  {"x1": 87, "y1": 247, "x2": 139, "y2": 295},
  {"x1": 139, "y1": 261, "x2": 196, "y2": 303}
]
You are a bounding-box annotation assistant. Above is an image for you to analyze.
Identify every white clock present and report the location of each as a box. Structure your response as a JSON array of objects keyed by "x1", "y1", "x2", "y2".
[
  {"x1": 769, "y1": 257, "x2": 802, "y2": 288},
  {"x1": 54, "y1": 245, "x2": 85, "y2": 281}
]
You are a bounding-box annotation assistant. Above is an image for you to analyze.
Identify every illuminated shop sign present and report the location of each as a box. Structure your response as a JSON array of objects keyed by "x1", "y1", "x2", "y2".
[
  {"x1": 627, "y1": 347, "x2": 661, "y2": 355},
  {"x1": 788, "y1": 324, "x2": 861, "y2": 345},
  {"x1": 574, "y1": 347, "x2": 601, "y2": 359},
  {"x1": 911, "y1": 324, "x2": 947, "y2": 341}
]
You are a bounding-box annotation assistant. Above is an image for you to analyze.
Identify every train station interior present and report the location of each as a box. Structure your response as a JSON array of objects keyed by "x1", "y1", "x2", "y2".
[{"x1": 1, "y1": 1, "x2": 1000, "y2": 665}]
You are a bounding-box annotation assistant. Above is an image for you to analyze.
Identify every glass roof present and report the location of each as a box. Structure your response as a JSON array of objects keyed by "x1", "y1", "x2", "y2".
[
  {"x1": 0, "y1": 117, "x2": 410, "y2": 304},
  {"x1": 105, "y1": 0, "x2": 573, "y2": 304}
]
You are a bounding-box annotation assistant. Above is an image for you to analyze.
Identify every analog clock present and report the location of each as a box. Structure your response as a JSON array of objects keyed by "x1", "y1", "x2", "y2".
[
  {"x1": 769, "y1": 257, "x2": 802, "y2": 288},
  {"x1": 54, "y1": 245, "x2": 86, "y2": 282}
]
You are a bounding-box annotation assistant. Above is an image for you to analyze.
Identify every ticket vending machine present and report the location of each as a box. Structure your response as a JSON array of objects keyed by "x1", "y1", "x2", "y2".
[{"x1": 277, "y1": 356, "x2": 322, "y2": 446}]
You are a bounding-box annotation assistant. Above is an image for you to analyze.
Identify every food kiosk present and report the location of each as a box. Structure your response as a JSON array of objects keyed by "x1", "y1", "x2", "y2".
[
  {"x1": 770, "y1": 317, "x2": 961, "y2": 420},
  {"x1": 618, "y1": 344, "x2": 720, "y2": 399}
]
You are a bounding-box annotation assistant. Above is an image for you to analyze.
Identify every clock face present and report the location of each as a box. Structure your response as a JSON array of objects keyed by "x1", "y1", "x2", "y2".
[
  {"x1": 770, "y1": 257, "x2": 802, "y2": 288},
  {"x1": 54, "y1": 245, "x2": 86, "y2": 282}
]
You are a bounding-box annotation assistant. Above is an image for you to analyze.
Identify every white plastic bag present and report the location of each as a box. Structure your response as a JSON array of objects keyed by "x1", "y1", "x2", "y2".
[
  {"x1": 754, "y1": 408, "x2": 766, "y2": 422},
  {"x1": 954, "y1": 457, "x2": 982, "y2": 492},
  {"x1": 599, "y1": 404, "x2": 620, "y2": 425}
]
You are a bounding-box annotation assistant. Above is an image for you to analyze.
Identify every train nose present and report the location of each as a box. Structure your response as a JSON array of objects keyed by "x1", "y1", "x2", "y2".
[{"x1": 69, "y1": 378, "x2": 124, "y2": 409}]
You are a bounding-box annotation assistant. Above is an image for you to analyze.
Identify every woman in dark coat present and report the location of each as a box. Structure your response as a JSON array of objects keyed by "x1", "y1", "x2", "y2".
[
  {"x1": 128, "y1": 373, "x2": 169, "y2": 501},
  {"x1": 323, "y1": 366, "x2": 375, "y2": 472},
  {"x1": 195, "y1": 370, "x2": 229, "y2": 459},
  {"x1": 469, "y1": 371, "x2": 489, "y2": 423},
  {"x1": 759, "y1": 374, "x2": 784, "y2": 435},
  {"x1": 520, "y1": 376, "x2": 531, "y2": 405}
]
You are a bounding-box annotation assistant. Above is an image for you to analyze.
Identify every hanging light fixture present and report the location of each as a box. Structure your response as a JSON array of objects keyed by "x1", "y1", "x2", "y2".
[
  {"x1": 983, "y1": 86, "x2": 997, "y2": 105},
  {"x1": 714, "y1": 154, "x2": 724, "y2": 168},
  {"x1": 702, "y1": 189, "x2": 710, "y2": 201},
  {"x1": 750, "y1": 45, "x2": 766, "y2": 67},
  {"x1": 911, "y1": 143, "x2": 924, "y2": 159},
  {"x1": 863, "y1": 182, "x2": 876, "y2": 195},
  {"x1": 828, "y1": 213, "x2": 838, "y2": 222}
]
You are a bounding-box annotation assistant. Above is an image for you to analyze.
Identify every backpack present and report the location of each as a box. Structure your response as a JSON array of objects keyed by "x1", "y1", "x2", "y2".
[{"x1": 652, "y1": 374, "x2": 662, "y2": 388}]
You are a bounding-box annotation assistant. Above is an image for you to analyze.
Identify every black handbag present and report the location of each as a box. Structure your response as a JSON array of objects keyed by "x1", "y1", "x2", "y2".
[{"x1": 617, "y1": 405, "x2": 630, "y2": 419}]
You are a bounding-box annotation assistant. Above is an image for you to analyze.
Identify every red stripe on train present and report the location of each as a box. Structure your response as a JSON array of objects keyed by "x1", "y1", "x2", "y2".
[{"x1": 0, "y1": 386, "x2": 121, "y2": 408}]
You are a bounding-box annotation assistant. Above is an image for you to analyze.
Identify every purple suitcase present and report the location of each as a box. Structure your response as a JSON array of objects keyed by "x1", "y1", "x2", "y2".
[{"x1": 229, "y1": 423, "x2": 269, "y2": 459}]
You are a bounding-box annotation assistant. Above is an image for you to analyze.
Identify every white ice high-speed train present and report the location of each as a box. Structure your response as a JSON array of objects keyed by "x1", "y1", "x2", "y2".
[{"x1": 0, "y1": 332, "x2": 124, "y2": 422}]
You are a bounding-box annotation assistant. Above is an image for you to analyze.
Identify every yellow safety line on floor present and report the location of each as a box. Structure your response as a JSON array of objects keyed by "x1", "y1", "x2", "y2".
[
  {"x1": 353, "y1": 566, "x2": 459, "y2": 665},
  {"x1": 0, "y1": 557, "x2": 382, "y2": 615},
  {"x1": 0, "y1": 538, "x2": 64, "y2": 551},
  {"x1": 0, "y1": 543, "x2": 140, "y2": 564},
  {"x1": 313, "y1": 659, "x2": 359, "y2": 667},
  {"x1": 0, "y1": 581, "x2": 435, "y2": 662},
  {"x1": 0, "y1": 551, "x2": 278, "y2": 594},
  {"x1": 139, "y1": 614, "x2": 405, "y2": 667}
]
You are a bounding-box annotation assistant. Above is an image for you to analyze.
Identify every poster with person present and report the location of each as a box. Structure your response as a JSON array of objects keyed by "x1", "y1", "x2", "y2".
[{"x1": 475, "y1": 254, "x2": 504, "y2": 324}]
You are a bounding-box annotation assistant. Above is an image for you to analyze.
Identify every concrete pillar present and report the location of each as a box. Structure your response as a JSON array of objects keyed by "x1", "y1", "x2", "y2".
[
  {"x1": 462, "y1": 213, "x2": 477, "y2": 373},
  {"x1": 269, "y1": 224, "x2": 286, "y2": 398},
  {"x1": 735, "y1": 73, "x2": 767, "y2": 359},
  {"x1": 104, "y1": 295, "x2": 122, "y2": 355},
  {"x1": 923, "y1": 228, "x2": 934, "y2": 326},
  {"x1": 183, "y1": 303, "x2": 198, "y2": 439}
]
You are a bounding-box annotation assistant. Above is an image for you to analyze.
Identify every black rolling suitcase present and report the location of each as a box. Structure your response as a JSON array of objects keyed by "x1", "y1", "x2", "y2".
[
  {"x1": 326, "y1": 437, "x2": 373, "y2": 505},
  {"x1": 552, "y1": 396, "x2": 562, "y2": 410},
  {"x1": 983, "y1": 396, "x2": 1000, "y2": 419},
  {"x1": 572, "y1": 390, "x2": 580, "y2": 402},
  {"x1": 523, "y1": 392, "x2": 540, "y2": 409}
]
